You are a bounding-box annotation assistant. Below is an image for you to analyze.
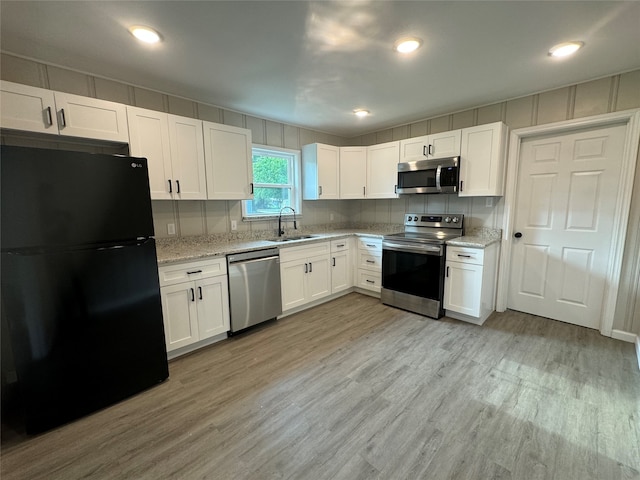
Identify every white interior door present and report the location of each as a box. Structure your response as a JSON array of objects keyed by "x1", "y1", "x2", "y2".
[{"x1": 508, "y1": 123, "x2": 626, "y2": 329}]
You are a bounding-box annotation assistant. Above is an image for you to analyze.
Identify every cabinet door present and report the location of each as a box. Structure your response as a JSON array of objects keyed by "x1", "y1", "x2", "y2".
[
  {"x1": 331, "y1": 251, "x2": 351, "y2": 293},
  {"x1": 459, "y1": 122, "x2": 506, "y2": 197},
  {"x1": 168, "y1": 114, "x2": 207, "y2": 200},
  {"x1": 127, "y1": 107, "x2": 173, "y2": 200},
  {"x1": 307, "y1": 254, "x2": 331, "y2": 302},
  {"x1": 339, "y1": 146, "x2": 367, "y2": 199},
  {"x1": 0, "y1": 81, "x2": 58, "y2": 134},
  {"x1": 54, "y1": 92, "x2": 128, "y2": 142},
  {"x1": 443, "y1": 262, "x2": 483, "y2": 317},
  {"x1": 429, "y1": 130, "x2": 461, "y2": 158},
  {"x1": 203, "y1": 121, "x2": 253, "y2": 200},
  {"x1": 160, "y1": 283, "x2": 199, "y2": 351},
  {"x1": 195, "y1": 276, "x2": 230, "y2": 339},
  {"x1": 399, "y1": 135, "x2": 429, "y2": 162},
  {"x1": 367, "y1": 141, "x2": 399, "y2": 198},
  {"x1": 317, "y1": 145, "x2": 340, "y2": 199},
  {"x1": 281, "y1": 260, "x2": 307, "y2": 311}
]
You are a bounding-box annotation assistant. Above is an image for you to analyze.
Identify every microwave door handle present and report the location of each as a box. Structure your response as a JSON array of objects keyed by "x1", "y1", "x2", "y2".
[{"x1": 435, "y1": 165, "x2": 442, "y2": 192}]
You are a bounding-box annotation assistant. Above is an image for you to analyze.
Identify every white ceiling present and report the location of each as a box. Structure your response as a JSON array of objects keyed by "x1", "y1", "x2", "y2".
[{"x1": 1, "y1": 1, "x2": 639, "y2": 137}]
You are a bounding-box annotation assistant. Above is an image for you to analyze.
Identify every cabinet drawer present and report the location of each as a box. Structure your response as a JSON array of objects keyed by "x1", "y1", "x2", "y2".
[
  {"x1": 330, "y1": 238, "x2": 350, "y2": 252},
  {"x1": 358, "y1": 236, "x2": 382, "y2": 251},
  {"x1": 357, "y1": 270, "x2": 381, "y2": 292},
  {"x1": 158, "y1": 257, "x2": 227, "y2": 287},
  {"x1": 358, "y1": 252, "x2": 382, "y2": 271},
  {"x1": 280, "y1": 241, "x2": 330, "y2": 263},
  {"x1": 446, "y1": 246, "x2": 484, "y2": 265}
]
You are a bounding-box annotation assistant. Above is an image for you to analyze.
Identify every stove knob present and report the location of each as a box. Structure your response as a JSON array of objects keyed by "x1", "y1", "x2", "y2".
[
  {"x1": 444, "y1": 216, "x2": 452, "y2": 223},
  {"x1": 413, "y1": 216, "x2": 418, "y2": 221},
  {"x1": 452, "y1": 216, "x2": 459, "y2": 223},
  {"x1": 407, "y1": 215, "x2": 412, "y2": 222}
]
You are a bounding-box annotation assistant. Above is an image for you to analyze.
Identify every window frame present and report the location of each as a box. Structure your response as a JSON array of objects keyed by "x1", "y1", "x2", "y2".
[{"x1": 241, "y1": 144, "x2": 302, "y2": 221}]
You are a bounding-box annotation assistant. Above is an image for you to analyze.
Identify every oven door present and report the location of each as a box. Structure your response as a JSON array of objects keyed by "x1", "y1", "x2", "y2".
[{"x1": 381, "y1": 241, "x2": 446, "y2": 318}]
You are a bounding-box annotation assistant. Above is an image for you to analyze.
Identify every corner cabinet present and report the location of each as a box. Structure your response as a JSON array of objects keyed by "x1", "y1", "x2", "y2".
[
  {"x1": 366, "y1": 141, "x2": 400, "y2": 198},
  {"x1": 280, "y1": 242, "x2": 331, "y2": 312},
  {"x1": 1, "y1": 80, "x2": 128, "y2": 143},
  {"x1": 203, "y1": 121, "x2": 253, "y2": 200},
  {"x1": 302, "y1": 143, "x2": 340, "y2": 200},
  {"x1": 158, "y1": 258, "x2": 230, "y2": 357},
  {"x1": 458, "y1": 122, "x2": 508, "y2": 197},
  {"x1": 330, "y1": 238, "x2": 353, "y2": 293},
  {"x1": 399, "y1": 130, "x2": 461, "y2": 162},
  {"x1": 127, "y1": 107, "x2": 207, "y2": 200},
  {"x1": 443, "y1": 243, "x2": 499, "y2": 325}
]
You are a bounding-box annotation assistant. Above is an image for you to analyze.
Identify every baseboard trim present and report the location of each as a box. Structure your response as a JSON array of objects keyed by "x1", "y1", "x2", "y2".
[{"x1": 611, "y1": 329, "x2": 637, "y2": 343}]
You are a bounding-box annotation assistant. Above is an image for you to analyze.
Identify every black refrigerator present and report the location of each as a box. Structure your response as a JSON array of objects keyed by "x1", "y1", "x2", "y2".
[{"x1": 1, "y1": 145, "x2": 169, "y2": 434}]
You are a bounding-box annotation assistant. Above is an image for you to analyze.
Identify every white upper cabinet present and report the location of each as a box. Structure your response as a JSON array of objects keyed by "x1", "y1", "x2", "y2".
[
  {"x1": 366, "y1": 141, "x2": 400, "y2": 198},
  {"x1": 1, "y1": 80, "x2": 128, "y2": 143},
  {"x1": 203, "y1": 121, "x2": 253, "y2": 200},
  {"x1": 399, "y1": 130, "x2": 461, "y2": 162},
  {"x1": 127, "y1": 107, "x2": 207, "y2": 200},
  {"x1": 302, "y1": 143, "x2": 340, "y2": 200},
  {"x1": 0, "y1": 81, "x2": 58, "y2": 134},
  {"x1": 339, "y1": 146, "x2": 367, "y2": 199},
  {"x1": 458, "y1": 122, "x2": 508, "y2": 197},
  {"x1": 127, "y1": 107, "x2": 173, "y2": 200},
  {"x1": 167, "y1": 114, "x2": 207, "y2": 200}
]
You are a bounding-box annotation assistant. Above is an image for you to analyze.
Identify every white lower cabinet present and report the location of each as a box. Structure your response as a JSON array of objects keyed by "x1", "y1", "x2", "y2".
[
  {"x1": 356, "y1": 236, "x2": 382, "y2": 293},
  {"x1": 280, "y1": 242, "x2": 331, "y2": 312},
  {"x1": 158, "y1": 258, "x2": 230, "y2": 354},
  {"x1": 330, "y1": 238, "x2": 352, "y2": 293},
  {"x1": 444, "y1": 243, "x2": 499, "y2": 325}
]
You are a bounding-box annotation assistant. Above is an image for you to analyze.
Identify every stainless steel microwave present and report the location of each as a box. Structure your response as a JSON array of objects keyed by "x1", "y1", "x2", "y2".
[{"x1": 396, "y1": 156, "x2": 459, "y2": 194}]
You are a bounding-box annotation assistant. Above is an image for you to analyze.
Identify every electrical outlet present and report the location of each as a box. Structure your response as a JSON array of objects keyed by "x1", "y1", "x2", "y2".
[
  {"x1": 167, "y1": 223, "x2": 176, "y2": 235},
  {"x1": 485, "y1": 197, "x2": 494, "y2": 208},
  {"x1": 231, "y1": 220, "x2": 238, "y2": 231}
]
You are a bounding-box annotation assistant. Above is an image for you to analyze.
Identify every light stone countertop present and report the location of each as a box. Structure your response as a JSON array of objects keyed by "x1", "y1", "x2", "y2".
[
  {"x1": 156, "y1": 225, "x2": 401, "y2": 265},
  {"x1": 446, "y1": 227, "x2": 502, "y2": 248}
]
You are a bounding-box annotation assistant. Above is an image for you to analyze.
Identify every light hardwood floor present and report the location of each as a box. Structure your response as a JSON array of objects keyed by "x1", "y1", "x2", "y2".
[{"x1": 1, "y1": 293, "x2": 639, "y2": 479}]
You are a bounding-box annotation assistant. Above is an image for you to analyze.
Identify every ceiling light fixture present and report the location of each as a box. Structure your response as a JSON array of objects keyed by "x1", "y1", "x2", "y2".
[
  {"x1": 394, "y1": 37, "x2": 422, "y2": 54},
  {"x1": 129, "y1": 25, "x2": 162, "y2": 44},
  {"x1": 548, "y1": 41, "x2": 584, "y2": 58},
  {"x1": 353, "y1": 109, "x2": 370, "y2": 118}
]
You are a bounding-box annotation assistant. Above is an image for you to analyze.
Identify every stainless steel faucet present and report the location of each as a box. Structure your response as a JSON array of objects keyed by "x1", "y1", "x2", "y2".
[{"x1": 278, "y1": 206, "x2": 297, "y2": 236}]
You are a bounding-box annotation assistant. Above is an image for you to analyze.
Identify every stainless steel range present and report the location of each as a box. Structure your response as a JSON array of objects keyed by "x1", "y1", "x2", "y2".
[{"x1": 381, "y1": 213, "x2": 464, "y2": 319}]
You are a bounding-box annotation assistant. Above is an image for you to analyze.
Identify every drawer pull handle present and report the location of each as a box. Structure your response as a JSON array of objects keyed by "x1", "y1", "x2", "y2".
[
  {"x1": 366, "y1": 279, "x2": 375, "y2": 284},
  {"x1": 457, "y1": 254, "x2": 472, "y2": 258},
  {"x1": 366, "y1": 244, "x2": 376, "y2": 247},
  {"x1": 337, "y1": 243, "x2": 345, "y2": 247},
  {"x1": 366, "y1": 259, "x2": 375, "y2": 264},
  {"x1": 187, "y1": 270, "x2": 203, "y2": 275}
]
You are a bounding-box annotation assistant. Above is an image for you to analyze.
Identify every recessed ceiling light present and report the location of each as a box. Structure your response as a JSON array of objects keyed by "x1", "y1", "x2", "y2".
[
  {"x1": 129, "y1": 26, "x2": 162, "y2": 44},
  {"x1": 394, "y1": 37, "x2": 422, "y2": 54},
  {"x1": 548, "y1": 41, "x2": 584, "y2": 57},
  {"x1": 353, "y1": 109, "x2": 370, "y2": 118}
]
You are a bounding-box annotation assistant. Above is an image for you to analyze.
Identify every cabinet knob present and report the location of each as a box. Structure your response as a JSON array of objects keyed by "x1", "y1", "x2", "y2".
[{"x1": 514, "y1": 232, "x2": 523, "y2": 238}]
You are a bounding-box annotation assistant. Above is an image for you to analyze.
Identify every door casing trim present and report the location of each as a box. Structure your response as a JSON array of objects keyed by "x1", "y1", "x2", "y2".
[{"x1": 496, "y1": 109, "x2": 640, "y2": 337}]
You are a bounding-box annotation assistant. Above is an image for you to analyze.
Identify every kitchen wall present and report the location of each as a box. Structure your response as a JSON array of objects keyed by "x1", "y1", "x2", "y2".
[
  {"x1": 346, "y1": 69, "x2": 640, "y2": 335},
  {"x1": 2, "y1": 52, "x2": 638, "y2": 334},
  {"x1": 0, "y1": 53, "x2": 353, "y2": 239}
]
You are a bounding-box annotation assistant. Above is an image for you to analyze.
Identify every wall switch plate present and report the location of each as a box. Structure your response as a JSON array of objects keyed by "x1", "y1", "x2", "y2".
[
  {"x1": 485, "y1": 197, "x2": 494, "y2": 207},
  {"x1": 167, "y1": 223, "x2": 176, "y2": 235},
  {"x1": 231, "y1": 220, "x2": 238, "y2": 231}
]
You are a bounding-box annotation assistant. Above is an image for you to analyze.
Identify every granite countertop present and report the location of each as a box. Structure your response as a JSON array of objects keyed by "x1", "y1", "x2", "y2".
[
  {"x1": 446, "y1": 227, "x2": 502, "y2": 248},
  {"x1": 156, "y1": 226, "x2": 401, "y2": 265}
]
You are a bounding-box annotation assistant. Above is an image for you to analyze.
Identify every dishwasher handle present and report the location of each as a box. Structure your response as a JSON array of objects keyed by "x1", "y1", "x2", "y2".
[{"x1": 228, "y1": 254, "x2": 279, "y2": 266}]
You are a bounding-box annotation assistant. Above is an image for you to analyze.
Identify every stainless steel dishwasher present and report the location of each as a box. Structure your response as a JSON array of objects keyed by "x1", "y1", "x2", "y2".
[{"x1": 227, "y1": 248, "x2": 282, "y2": 333}]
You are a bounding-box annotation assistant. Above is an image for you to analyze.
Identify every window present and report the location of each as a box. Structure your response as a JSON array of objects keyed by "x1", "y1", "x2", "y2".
[{"x1": 242, "y1": 145, "x2": 302, "y2": 219}]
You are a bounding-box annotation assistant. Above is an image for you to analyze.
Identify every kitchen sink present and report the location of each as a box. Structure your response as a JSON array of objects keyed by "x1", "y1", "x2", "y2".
[{"x1": 267, "y1": 235, "x2": 317, "y2": 242}]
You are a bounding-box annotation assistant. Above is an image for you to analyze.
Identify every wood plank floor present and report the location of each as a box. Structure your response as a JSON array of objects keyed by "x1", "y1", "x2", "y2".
[{"x1": 2, "y1": 293, "x2": 639, "y2": 479}]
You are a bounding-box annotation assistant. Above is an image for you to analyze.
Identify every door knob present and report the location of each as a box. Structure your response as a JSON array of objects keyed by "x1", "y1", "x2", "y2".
[{"x1": 514, "y1": 232, "x2": 523, "y2": 238}]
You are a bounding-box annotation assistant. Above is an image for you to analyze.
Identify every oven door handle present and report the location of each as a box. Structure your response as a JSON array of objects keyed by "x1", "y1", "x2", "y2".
[{"x1": 383, "y1": 242, "x2": 443, "y2": 255}]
